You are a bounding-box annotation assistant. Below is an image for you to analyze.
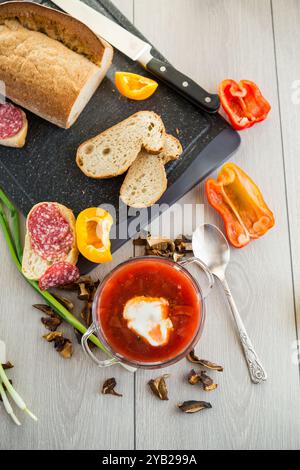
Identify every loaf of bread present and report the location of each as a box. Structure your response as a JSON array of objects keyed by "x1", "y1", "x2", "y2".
[{"x1": 0, "y1": 2, "x2": 113, "y2": 128}]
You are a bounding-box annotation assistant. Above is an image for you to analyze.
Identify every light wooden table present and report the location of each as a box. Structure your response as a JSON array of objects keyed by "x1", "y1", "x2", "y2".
[{"x1": 1, "y1": 0, "x2": 300, "y2": 450}]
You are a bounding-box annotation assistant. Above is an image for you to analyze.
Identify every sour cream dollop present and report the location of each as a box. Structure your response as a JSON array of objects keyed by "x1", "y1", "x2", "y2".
[{"x1": 123, "y1": 296, "x2": 173, "y2": 347}]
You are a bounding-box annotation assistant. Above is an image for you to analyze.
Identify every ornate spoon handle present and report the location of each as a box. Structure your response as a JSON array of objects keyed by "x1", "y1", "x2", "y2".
[{"x1": 221, "y1": 278, "x2": 267, "y2": 384}]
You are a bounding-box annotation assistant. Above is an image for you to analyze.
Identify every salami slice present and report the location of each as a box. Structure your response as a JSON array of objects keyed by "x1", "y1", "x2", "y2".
[
  {"x1": 28, "y1": 203, "x2": 74, "y2": 261},
  {"x1": 0, "y1": 103, "x2": 24, "y2": 139},
  {"x1": 39, "y1": 262, "x2": 80, "y2": 291}
]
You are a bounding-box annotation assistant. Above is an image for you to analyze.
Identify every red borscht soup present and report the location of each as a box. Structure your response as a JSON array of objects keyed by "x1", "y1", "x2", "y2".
[{"x1": 97, "y1": 258, "x2": 202, "y2": 364}]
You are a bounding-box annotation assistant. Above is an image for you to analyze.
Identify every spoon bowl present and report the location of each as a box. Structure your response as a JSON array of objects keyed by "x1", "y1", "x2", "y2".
[{"x1": 192, "y1": 225, "x2": 230, "y2": 280}]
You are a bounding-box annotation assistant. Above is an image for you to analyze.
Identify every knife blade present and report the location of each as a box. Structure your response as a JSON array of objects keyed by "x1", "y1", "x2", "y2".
[{"x1": 51, "y1": 0, "x2": 220, "y2": 113}]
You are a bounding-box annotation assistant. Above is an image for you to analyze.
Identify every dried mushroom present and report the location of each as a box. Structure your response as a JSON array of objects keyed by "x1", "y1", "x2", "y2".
[
  {"x1": 43, "y1": 332, "x2": 73, "y2": 359},
  {"x1": 33, "y1": 304, "x2": 62, "y2": 331},
  {"x1": 80, "y1": 301, "x2": 93, "y2": 327},
  {"x1": 57, "y1": 340, "x2": 73, "y2": 359},
  {"x1": 53, "y1": 295, "x2": 74, "y2": 311},
  {"x1": 188, "y1": 369, "x2": 201, "y2": 385},
  {"x1": 78, "y1": 283, "x2": 89, "y2": 301},
  {"x1": 200, "y1": 371, "x2": 218, "y2": 392},
  {"x1": 43, "y1": 331, "x2": 63, "y2": 342},
  {"x1": 148, "y1": 374, "x2": 170, "y2": 401},
  {"x1": 178, "y1": 401, "x2": 212, "y2": 414},
  {"x1": 2, "y1": 362, "x2": 13, "y2": 370},
  {"x1": 136, "y1": 235, "x2": 193, "y2": 262},
  {"x1": 187, "y1": 350, "x2": 223, "y2": 372},
  {"x1": 102, "y1": 378, "x2": 122, "y2": 397}
]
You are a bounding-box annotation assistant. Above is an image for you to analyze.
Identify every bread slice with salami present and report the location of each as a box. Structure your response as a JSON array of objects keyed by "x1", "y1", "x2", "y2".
[
  {"x1": 0, "y1": 103, "x2": 28, "y2": 148},
  {"x1": 22, "y1": 203, "x2": 79, "y2": 289},
  {"x1": 76, "y1": 111, "x2": 165, "y2": 179},
  {"x1": 0, "y1": 1, "x2": 113, "y2": 129}
]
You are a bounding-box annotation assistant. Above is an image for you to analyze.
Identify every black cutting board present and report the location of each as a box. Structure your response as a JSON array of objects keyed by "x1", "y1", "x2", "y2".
[{"x1": 0, "y1": 0, "x2": 240, "y2": 273}]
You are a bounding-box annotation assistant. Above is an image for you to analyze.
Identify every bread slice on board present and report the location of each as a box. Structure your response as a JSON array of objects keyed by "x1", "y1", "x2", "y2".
[
  {"x1": 0, "y1": 2, "x2": 113, "y2": 128},
  {"x1": 157, "y1": 134, "x2": 183, "y2": 165},
  {"x1": 0, "y1": 109, "x2": 28, "y2": 148},
  {"x1": 22, "y1": 203, "x2": 78, "y2": 281},
  {"x1": 120, "y1": 134, "x2": 183, "y2": 208},
  {"x1": 76, "y1": 111, "x2": 165, "y2": 179}
]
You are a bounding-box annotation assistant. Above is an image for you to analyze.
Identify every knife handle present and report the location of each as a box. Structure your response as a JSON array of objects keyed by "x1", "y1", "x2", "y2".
[{"x1": 146, "y1": 58, "x2": 220, "y2": 113}]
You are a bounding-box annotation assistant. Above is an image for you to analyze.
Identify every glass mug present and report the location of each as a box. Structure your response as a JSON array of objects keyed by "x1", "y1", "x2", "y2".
[{"x1": 82, "y1": 256, "x2": 214, "y2": 371}]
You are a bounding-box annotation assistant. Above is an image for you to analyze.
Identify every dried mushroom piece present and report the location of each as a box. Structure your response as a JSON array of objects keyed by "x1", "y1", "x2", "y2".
[
  {"x1": 80, "y1": 301, "x2": 93, "y2": 327},
  {"x1": 53, "y1": 295, "x2": 74, "y2": 311},
  {"x1": 41, "y1": 315, "x2": 62, "y2": 332},
  {"x1": 43, "y1": 332, "x2": 73, "y2": 359},
  {"x1": 78, "y1": 283, "x2": 89, "y2": 301},
  {"x1": 188, "y1": 369, "x2": 201, "y2": 385},
  {"x1": 178, "y1": 401, "x2": 212, "y2": 414},
  {"x1": 58, "y1": 340, "x2": 73, "y2": 359},
  {"x1": 187, "y1": 350, "x2": 223, "y2": 372},
  {"x1": 148, "y1": 374, "x2": 170, "y2": 401},
  {"x1": 33, "y1": 304, "x2": 62, "y2": 331},
  {"x1": 102, "y1": 378, "x2": 122, "y2": 397},
  {"x1": 200, "y1": 371, "x2": 218, "y2": 392},
  {"x1": 43, "y1": 331, "x2": 63, "y2": 342}
]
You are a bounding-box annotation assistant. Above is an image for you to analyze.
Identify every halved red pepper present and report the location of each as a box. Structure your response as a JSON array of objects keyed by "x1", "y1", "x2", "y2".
[
  {"x1": 206, "y1": 163, "x2": 275, "y2": 248},
  {"x1": 219, "y1": 80, "x2": 271, "y2": 130}
]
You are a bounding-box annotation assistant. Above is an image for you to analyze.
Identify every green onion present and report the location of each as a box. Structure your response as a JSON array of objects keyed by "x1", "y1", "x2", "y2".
[
  {"x1": 0, "y1": 378, "x2": 21, "y2": 426},
  {"x1": 0, "y1": 363, "x2": 37, "y2": 422}
]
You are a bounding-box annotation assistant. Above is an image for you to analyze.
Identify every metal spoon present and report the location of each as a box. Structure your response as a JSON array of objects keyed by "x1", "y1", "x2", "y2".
[{"x1": 192, "y1": 224, "x2": 267, "y2": 384}]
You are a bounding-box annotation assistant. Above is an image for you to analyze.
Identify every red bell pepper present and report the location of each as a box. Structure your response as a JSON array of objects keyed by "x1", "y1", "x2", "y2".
[
  {"x1": 219, "y1": 80, "x2": 271, "y2": 130},
  {"x1": 206, "y1": 163, "x2": 275, "y2": 248}
]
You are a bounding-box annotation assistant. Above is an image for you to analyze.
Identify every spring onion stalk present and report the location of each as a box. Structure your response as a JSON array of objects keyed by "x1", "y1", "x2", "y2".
[
  {"x1": 0, "y1": 379, "x2": 21, "y2": 426},
  {"x1": 0, "y1": 363, "x2": 37, "y2": 421},
  {"x1": 0, "y1": 190, "x2": 109, "y2": 353},
  {"x1": 0, "y1": 188, "x2": 22, "y2": 262}
]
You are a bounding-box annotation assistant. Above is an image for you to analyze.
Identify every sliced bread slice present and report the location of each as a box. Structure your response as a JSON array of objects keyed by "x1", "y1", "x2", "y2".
[
  {"x1": 76, "y1": 111, "x2": 165, "y2": 179},
  {"x1": 22, "y1": 203, "x2": 78, "y2": 281},
  {"x1": 120, "y1": 134, "x2": 183, "y2": 208},
  {"x1": 158, "y1": 134, "x2": 183, "y2": 165}
]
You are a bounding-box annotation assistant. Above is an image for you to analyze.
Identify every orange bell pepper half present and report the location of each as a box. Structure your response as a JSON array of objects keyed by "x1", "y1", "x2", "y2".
[
  {"x1": 76, "y1": 208, "x2": 113, "y2": 264},
  {"x1": 115, "y1": 72, "x2": 158, "y2": 101},
  {"x1": 206, "y1": 163, "x2": 275, "y2": 248},
  {"x1": 219, "y1": 80, "x2": 271, "y2": 130}
]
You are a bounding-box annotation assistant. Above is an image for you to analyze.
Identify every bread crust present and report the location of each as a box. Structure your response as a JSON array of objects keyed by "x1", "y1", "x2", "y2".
[
  {"x1": 0, "y1": 2, "x2": 113, "y2": 128},
  {"x1": 0, "y1": 1, "x2": 107, "y2": 65},
  {"x1": 22, "y1": 202, "x2": 79, "y2": 281}
]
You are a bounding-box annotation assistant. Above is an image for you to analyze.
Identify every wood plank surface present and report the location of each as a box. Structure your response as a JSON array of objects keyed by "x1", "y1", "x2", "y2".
[
  {"x1": 0, "y1": 0, "x2": 135, "y2": 451},
  {"x1": 272, "y1": 0, "x2": 300, "y2": 362},
  {"x1": 133, "y1": 0, "x2": 300, "y2": 450},
  {"x1": 1, "y1": 0, "x2": 300, "y2": 451}
]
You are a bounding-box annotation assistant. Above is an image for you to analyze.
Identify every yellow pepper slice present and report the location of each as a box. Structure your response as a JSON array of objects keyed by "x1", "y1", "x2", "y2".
[
  {"x1": 76, "y1": 208, "x2": 113, "y2": 264},
  {"x1": 115, "y1": 72, "x2": 158, "y2": 101}
]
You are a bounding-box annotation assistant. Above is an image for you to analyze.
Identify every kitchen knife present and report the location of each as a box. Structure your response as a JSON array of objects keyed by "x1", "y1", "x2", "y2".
[{"x1": 51, "y1": 0, "x2": 220, "y2": 113}]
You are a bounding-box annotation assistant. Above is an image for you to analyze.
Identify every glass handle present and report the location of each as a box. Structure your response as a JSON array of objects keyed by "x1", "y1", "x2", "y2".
[
  {"x1": 179, "y1": 256, "x2": 214, "y2": 299},
  {"x1": 81, "y1": 324, "x2": 137, "y2": 372},
  {"x1": 81, "y1": 324, "x2": 119, "y2": 368}
]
